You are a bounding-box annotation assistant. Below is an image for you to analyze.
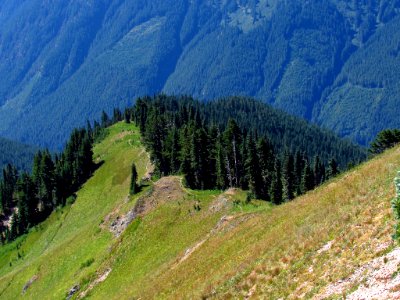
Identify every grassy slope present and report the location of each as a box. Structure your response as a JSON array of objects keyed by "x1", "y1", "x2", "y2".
[
  {"x1": 0, "y1": 123, "x2": 151, "y2": 298},
  {"x1": 0, "y1": 123, "x2": 399, "y2": 299}
]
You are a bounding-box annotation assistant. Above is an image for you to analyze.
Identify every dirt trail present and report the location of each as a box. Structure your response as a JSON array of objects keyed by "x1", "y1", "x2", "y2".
[
  {"x1": 172, "y1": 214, "x2": 250, "y2": 269},
  {"x1": 78, "y1": 268, "x2": 112, "y2": 299}
]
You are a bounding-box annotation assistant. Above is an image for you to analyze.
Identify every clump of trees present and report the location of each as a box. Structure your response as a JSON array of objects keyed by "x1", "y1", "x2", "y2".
[
  {"x1": 0, "y1": 128, "x2": 95, "y2": 243},
  {"x1": 130, "y1": 96, "x2": 343, "y2": 203},
  {"x1": 370, "y1": 129, "x2": 400, "y2": 154}
]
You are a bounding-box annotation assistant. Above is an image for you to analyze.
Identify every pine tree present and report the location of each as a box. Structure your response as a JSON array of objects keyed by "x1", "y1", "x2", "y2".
[
  {"x1": 124, "y1": 108, "x2": 131, "y2": 123},
  {"x1": 257, "y1": 138, "x2": 275, "y2": 201},
  {"x1": 270, "y1": 158, "x2": 283, "y2": 205},
  {"x1": 327, "y1": 158, "x2": 339, "y2": 179},
  {"x1": 294, "y1": 150, "x2": 305, "y2": 195},
  {"x1": 223, "y1": 119, "x2": 242, "y2": 187},
  {"x1": 301, "y1": 159, "x2": 315, "y2": 194},
  {"x1": 169, "y1": 128, "x2": 180, "y2": 174},
  {"x1": 215, "y1": 135, "x2": 227, "y2": 190},
  {"x1": 130, "y1": 163, "x2": 138, "y2": 195},
  {"x1": 245, "y1": 135, "x2": 262, "y2": 198},
  {"x1": 282, "y1": 151, "x2": 295, "y2": 201},
  {"x1": 101, "y1": 111, "x2": 110, "y2": 128},
  {"x1": 313, "y1": 155, "x2": 324, "y2": 186}
]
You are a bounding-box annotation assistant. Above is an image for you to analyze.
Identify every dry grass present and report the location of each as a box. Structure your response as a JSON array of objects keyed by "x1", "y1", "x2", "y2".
[{"x1": 125, "y1": 147, "x2": 399, "y2": 299}]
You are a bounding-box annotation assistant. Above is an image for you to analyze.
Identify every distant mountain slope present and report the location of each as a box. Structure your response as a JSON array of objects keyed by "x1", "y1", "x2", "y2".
[
  {"x1": 0, "y1": 137, "x2": 36, "y2": 173},
  {"x1": 0, "y1": 121, "x2": 397, "y2": 299},
  {"x1": 314, "y1": 15, "x2": 400, "y2": 145},
  {"x1": 0, "y1": 0, "x2": 400, "y2": 148}
]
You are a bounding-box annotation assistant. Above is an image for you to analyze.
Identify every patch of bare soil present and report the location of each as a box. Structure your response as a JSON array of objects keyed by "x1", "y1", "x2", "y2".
[
  {"x1": 110, "y1": 131, "x2": 133, "y2": 143},
  {"x1": 209, "y1": 188, "x2": 239, "y2": 213},
  {"x1": 209, "y1": 195, "x2": 229, "y2": 213},
  {"x1": 315, "y1": 244, "x2": 400, "y2": 300},
  {"x1": 78, "y1": 268, "x2": 112, "y2": 299},
  {"x1": 106, "y1": 176, "x2": 185, "y2": 237}
]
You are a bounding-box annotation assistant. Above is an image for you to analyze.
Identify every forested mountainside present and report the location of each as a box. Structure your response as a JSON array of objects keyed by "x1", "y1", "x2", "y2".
[
  {"x1": 0, "y1": 0, "x2": 399, "y2": 149},
  {"x1": 0, "y1": 138, "x2": 36, "y2": 174}
]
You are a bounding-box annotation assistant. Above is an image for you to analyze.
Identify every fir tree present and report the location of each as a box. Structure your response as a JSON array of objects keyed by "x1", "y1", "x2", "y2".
[
  {"x1": 301, "y1": 159, "x2": 315, "y2": 193},
  {"x1": 130, "y1": 163, "x2": 138, "y2": 195},
  {"x1": 294, "y1": 150, "x2": 305, "y2": 195},
  {"x1": 282, "y1": 151, "x2": 295, "y2": 201},
  {"x1": 223, "y1": 119, "x2": 242, "y2": 187},
  {"x1": 215, "y1": 135, "x2": 227, "y2": 190},
  {"x1": 313, "y1": 155, "x2": 325, "y2": 186},
  {"x1": 101, "y1": 111, "x2": 110, "y2": 128},
  {"x1": 124, "y1": 109, "x2": 131, "y2": 123},
  {"x1": 327, "y1": 158, "x2": 339, "y2": 179},
  {"x1": 270, "y1": 158, "x2": 283, "y2": 205},
  {"x1": 245, "y1": 135, "x2": 262, "y2": 198}
]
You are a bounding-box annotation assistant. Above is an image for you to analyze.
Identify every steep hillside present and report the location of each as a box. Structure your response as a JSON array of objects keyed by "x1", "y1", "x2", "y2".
[
  {"x1": 0, "y1": 122, "x2": 398, "y2": 299},
  {"x1": 315, "y1": 15, "x2": 400, "y2": 145},
  {"x1": 0, "y1": 137, "x2": 37, "y2": 174},
  {"x1": 0, "y1": 0, "x2": 400, "y2": 148}
]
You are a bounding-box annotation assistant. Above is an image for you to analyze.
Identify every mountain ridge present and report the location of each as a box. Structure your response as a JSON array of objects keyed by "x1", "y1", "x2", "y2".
[
  {"x1": 0, "y1": 122, "x2": 397, "y2": 299},
  {"x1": 0, "y1": 0, "x2": 400, "y2": 148}
]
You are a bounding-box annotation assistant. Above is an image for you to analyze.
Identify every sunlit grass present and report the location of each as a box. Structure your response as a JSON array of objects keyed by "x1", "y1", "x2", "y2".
[{"x1": 0, "y1": 123, "x2": 398, "y2": 299}]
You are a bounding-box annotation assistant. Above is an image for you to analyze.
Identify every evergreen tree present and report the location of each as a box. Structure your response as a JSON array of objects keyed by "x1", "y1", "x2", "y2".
[
  {"x1": 101, "y1": 110, "x2": 110, "y2": 128},
  {"x1": 313, "y1": 155, "x2": 325, "y2": 186},
  {"x1": 124, "y1": 109, "x2": 131, "y2": 123},
  {"x1": 215, "y1": 134, "x2": 227, "y2": 190},
  {"x1": 257, "y1": 138, "x2": 274, "y2": 200},
  {"x1": 270, "y1": 158, "x2": 283, "y2": 205},
  {"x1": 130, "y1": 163, "x2": 138, "y2": 195},
  {"x1": 301, "y1": 159, "x2": 315, "y2": 193},
  {"x1": 294, "y1": 150, "x2": 304, "y2": 195},
  {"x1": 245, "y1": 135, "x2": 262, "y2": 199},
  {"x1": 168, "y1": 128, "x2": 180, "y2": 174},
  {"x1": 327, "y1": 158, "x2": 339, "y2": 179},
  {"x1": 282, "y1": 151, "x2": 295, "y2": 201},
  {"x1": 8, "y1": 212, "x2": 19, "y2": 241},
  {"x1": 223, "y1": 119, "x2": 242, "y2": 187}
]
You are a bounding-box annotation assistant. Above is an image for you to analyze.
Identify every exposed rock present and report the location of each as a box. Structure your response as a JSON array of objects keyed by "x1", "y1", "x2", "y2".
[
  {"x1": 22, "y1": 275, "x2": 38, "y2": 294},
  {"x1": 66, "y1": 284, "x2": 80, "y2": 300},
  {"x1": 315, "y1": 246, "x2": 400, "y2": 300},
  {"x1": 107, "y1": 176, "x2": 185, "y2": 237}
]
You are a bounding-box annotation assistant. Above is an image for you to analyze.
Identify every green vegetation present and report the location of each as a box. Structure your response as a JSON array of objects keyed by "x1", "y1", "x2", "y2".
[
  {"x1": 0, "y1": 128, "x2": 95, "y2": 243},
  {"x1": 0, "y1": 120, "x2": 397, "y2": 299},
  {"x1": 128, "y1": 95, "x2": 365, "y2": 202},
  {"x1": 370, "y1": 129, "x2": 400, "y2": 154}
]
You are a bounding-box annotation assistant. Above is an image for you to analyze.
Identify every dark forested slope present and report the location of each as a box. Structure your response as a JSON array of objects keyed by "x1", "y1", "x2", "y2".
[{"x1": 0, "y1": 0, "x2": 399, "y2": 148}]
